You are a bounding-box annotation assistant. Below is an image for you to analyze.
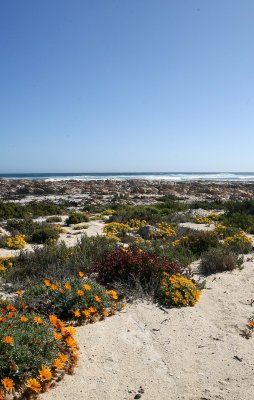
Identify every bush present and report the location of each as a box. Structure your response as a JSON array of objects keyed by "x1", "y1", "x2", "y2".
[
  {"x1": 0, "y1": 303, "x2": 77, "y2": 398},
  {"x1": 66, "y1": 213, "x2": 89, "y2": 226},
  {"x1": 0, "y1": 256, "x2": 14, "y2": 275},
  {"x1": 4, "y1": 236, "x2": 117, "y2": 288},
  {"x1": 18, "y1": 275, "x2": 123, "y2": 323},
  {"x1": 0, "y1": 201, "x2": 66, "y2": 220},
  {"x1": 31, "y1": 226, "x2": 60, "y2": 244},
  {"x1": 223, "y1": 231, "x2": 252, "y2": 254},
  {"x1": 93, "y1": 247, "x2": 184, "y2": 295},
  {"x1": 160, "y1": 272, "x2": 201, "y2": 307},
  {"x1": 199, "y1": 247, "x2": 243, "y2": 275},
  {"x1": 172, "y1": 230, "x2": 220, "y2": 256},
  {"x1": 46, "y1": 216, "x2": 62, "y2": 223},
  {"x1": 5, "y1": 218, "x2": 39, "y2": 237}
]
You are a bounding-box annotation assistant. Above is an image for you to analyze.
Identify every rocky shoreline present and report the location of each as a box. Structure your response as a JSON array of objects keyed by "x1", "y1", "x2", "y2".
[{"x1": 1, "y1": 179, "x2": 254, "y2": 205}]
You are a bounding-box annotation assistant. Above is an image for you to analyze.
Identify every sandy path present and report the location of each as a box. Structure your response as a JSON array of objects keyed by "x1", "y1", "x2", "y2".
[{"x1": 40, "y1": 258, "x2": 254, "y2": 400}]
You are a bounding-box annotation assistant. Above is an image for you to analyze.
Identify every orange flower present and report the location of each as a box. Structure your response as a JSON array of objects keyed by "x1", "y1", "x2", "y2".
[
  {"x1": 1, "y1": 378, "x2": 14, "y2": 391},
  {"x1": 6, "y1": 304, "x2": 16, "y2": 312},
  {"x1": 73, "y1": 310, "x2": 81, "y2": 317},
  {"x1": 59, "y1": 289, "x2": 65, "y2": 294},
  {"x1": 39, "y1": 367, "x2": 52, "y2": 381},
  {"x1": 94, "y1": 296, "x2": 101, "y2": 303},
  {"x1": 66, "y1": 336, "x2": 77, "y2": 349},
  {"x1": 0, "y1": 390, "x2": 6, "y2": 400},
  {"x1": 83, "y1": 283, "x2": 91, "y2": 291},
  {"x1": 64, "y1": 282, "x2": 71, "y2": 290},
  {"x1": 78, "y1": 271, "x2": 84, "y2": 277},
  {"x1": 248, "y1": 319, "x2": 254, "y2": 328},
  {"x1": 76, "y1": 290, "x2": 84, "y2": 297},
  {"x1": 54, "y1": 358, "x2": 64, "y2": 370},
  {"x1": 59, "y1": 353, "x2": 68, "y2": 363},
  {"x1": 16, "y1": 290, "x2": 23, "y2": 295},
  {"x1": 50, "y1": 284, "x2": 58, "y2": 291},
  {"x1": 49, "y1": 314, "x2": 58, "y2": 324},
  {"x1": 20, "y1": 315, "x2": 28, "y2": 323},
  {"x1": 34, "y1": 316, "x2": 43, "y2": 325},
  {"x1": 54, "y1": 332, "x2": 62, "y2": 340},
  {"x1": 89, "y1": 306, "x2": 96, "y2": 313},
  {"x1": 66, "y1": 326, "x2": 76, "y2": 336},
  {"x1": 82, "y1": 309, "x2": 91, "y2": 318},
  {"x1": 44, "y1": 279, "x2": 51, "y2": 287},
  {"x1": 102, "y1": 310, "x2": 109, "y2": 317},
  {"x1": 26, "y1": 378, "x2": 41, "y2": 393},
  {"x1": 3, "y1": 336, "x2": 13, "y2": 344}
]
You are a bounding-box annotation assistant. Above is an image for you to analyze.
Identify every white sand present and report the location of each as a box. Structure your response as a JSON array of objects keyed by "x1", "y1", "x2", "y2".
[{"x1": 40, "y1": 257, "x2": 254, "y2": 400}]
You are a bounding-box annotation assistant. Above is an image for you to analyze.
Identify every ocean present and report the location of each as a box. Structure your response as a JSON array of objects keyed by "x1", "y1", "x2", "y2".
[{"x1": 1, "y1": 172, "x2": 254, "y2": 182}]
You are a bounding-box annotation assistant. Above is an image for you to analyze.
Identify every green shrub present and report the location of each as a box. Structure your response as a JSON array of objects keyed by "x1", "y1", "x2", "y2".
[
  {"x1": 4, "y1": 236, "x2": 117, "y2": 289},
  {"x1": 31, "y1": 226, "x2": 60, "y2": 244},
  {"x1": 0, "y1": 303, "x2": 77, "y2": 398},
  {"x1": 199, "y1": 247, "x2": 243, "y2": 275},
  {"x1": 0, "y1": 201, "x2": 66, "y2": 220},
  {"x1": 66, "y1": 212, "x2": 89, "y2": 225},
  {"x1": 46, "y1": 216, "x2": 62, "y2": 223},
  {"x1": 18, "y1": 276, "x2": 123, "y2": 322},
  {"x1": 174, "y1": 230, "x2": 221, "y2": 256},
  {"x1": 5, "y1": 218, "x2": 39, "y2": 237}
]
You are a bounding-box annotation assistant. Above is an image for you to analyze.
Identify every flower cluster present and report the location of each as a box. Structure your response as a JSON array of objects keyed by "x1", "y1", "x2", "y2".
[
  {"x1": 172, "y1": 236, "x2": 189, "y2": 247},
  {"x1": 21, "y1": 273, "x2": 123, "y2": 324},
  {"x1": 155, "y1": 222, "x2": 176, "y2": 238},
  {"x1": 3, "y1": 235, "x2": 27, "y2": 249},
  {"x1": 103, "y1": 222, "x2": 130, "y2": 236},
  {"x1": 0, "y1": 303, "x2": 77, "y2": 399},
  {"x1": 0, "y1": 256, "x2": 14, "y2": 274},
  {"x1": 223, "y1": 230, "x2": 252, "y2": 252},
  {"x1": 128, "y1": 219, "x2": 147, "y2": 229},
  {"x1": 194, "y1": 213, "x2": 220, "y2": 224},
  {"x1": 214, "y1": 224, "x2": 240, "y2": 239},
  {"x1": 160, "y1": 272, "x2": 201, "y2": 307}
]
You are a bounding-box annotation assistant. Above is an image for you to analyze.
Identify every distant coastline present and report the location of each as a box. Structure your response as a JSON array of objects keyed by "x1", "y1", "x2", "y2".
[{"x1": 1, "y1": 172, "x2": 254, "y2": 182}]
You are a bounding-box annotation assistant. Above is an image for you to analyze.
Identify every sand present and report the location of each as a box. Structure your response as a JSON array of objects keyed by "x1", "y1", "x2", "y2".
[{"x1": 39, "y1": 256, "x2": 254, "y2": 400}]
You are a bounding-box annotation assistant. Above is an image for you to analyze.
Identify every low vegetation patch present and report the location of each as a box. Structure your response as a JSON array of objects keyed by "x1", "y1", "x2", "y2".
[
  {"x1": 0, "y1": 302, "x2": 78, "y2": 399},
  {"x1": 199, "y1": 247, "x2": 243, "y2": 275},
  {"x1": 160, "y1": 272, "x2": 201, "y2": 307},
  {"x1": 66, "y1": 212, "x2": 89, "y2": 226},
  {"x1": 19, "y1": 274, "x2": 124, "y2": 323}
]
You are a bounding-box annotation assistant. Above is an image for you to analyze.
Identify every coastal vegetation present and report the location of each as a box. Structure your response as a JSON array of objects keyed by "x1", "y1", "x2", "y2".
[{"x1": 0, "y1": 196, "x2": 253, "y2": 398}]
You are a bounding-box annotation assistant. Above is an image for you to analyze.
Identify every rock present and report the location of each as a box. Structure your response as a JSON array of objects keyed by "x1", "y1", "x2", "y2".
[{"x1": 138, "y1": 225, "x2": 158, "y2": 239}]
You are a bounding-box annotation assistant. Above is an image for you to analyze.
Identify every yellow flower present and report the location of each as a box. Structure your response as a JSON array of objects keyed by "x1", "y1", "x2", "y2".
[
  {"x1": 66, "y1": 326, "x2": 76, "y2": 335},
  {"x1": 50, "y1": 284, "x2": 58, "y2": 291},
  {"x1": 94, "y1": 295, "x2": 101, "y2": 303},
  {"x1": 78, "y1": 271, "x2": 84, "y2": 277},
  {"x1": 39, "y1": 367, "x2": 52, "y2": 381},
  {"x1": 89, "y1": 306, "x2": 96, "y2": 313},
  {"x1": 26, "y1": 378, "x2": 41, "y2": 393},
  {"x1": 44, "y1": 279, "x2": 51, "y2": 287},
  {"x1": 20, "y1": 315, "x2": 28, "y2": 323},
  {"x1": 83, "y1": 283, "x2": 91, "y2": 291},
  {"x1": 1, "y1": 378, "x2": 14, "y2": 391},
  {"x1": 34, "y1": 316, "x2": 43, "y2": 325},
  {"x1": 76, "y1": 290, "x2": 84, "y2": 297},
  {"x1": 16, "y1": 290, "x2": 23, "y2": 295},
  {"x1": 3, "y1": 336, "x2": 13, "y2": 344},
  {"x1": 102, "y1": 310, "x2": 109, "y2": 317}
]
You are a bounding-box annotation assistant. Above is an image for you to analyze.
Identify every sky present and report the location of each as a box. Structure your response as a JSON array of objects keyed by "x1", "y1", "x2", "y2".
[{"x1": 1, "y1": 0, "x2": 254, "y2": 173}]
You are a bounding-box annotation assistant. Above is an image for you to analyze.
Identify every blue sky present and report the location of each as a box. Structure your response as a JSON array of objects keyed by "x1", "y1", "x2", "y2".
[{"x1": 1, "y1": 0, "x2": 254, "y2": 172}]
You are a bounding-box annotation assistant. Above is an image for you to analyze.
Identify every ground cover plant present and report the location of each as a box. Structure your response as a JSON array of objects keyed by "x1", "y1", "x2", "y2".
[
  {"x1": 0, "y1": 256, "x2": 14, "y2": 275},
  {"x1": 93, "y1": 246, "x2": 185, "y2": 297},
  {"x1": 3, "y1": 236, "x2": 117, "y2": 288},
  {"x1": 172, "y1": 229, "x2": 221, "y2": 256},
  {"x1": 0, "y1": 234, "x2": 27, "y2": 250},
  {"x1": 0, "y1": 201, "x2": 66, "y2": 220},
  {"x1": 18, "y1": 274, "x2": 124, "y2": 323},
  {"x1": 160, "y1": 272, "x2": 201, "y2": 307},
  {"x1": 66, "y1": 212, "x2": 89, "y2": 225},
  {"x1": 0, "y1": 302, "x2": 78, "y2": 399},
  {"x1": 199, "y1": 247, "x2": 243, "y2": 275}
]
